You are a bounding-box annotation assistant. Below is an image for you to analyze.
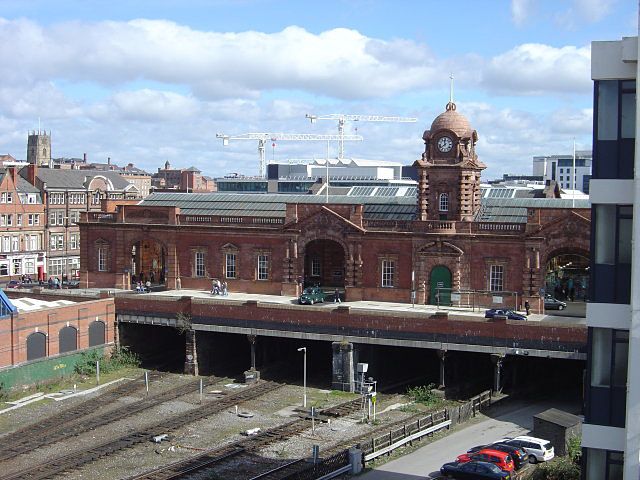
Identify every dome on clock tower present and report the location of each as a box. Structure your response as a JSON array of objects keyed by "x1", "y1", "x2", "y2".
[{"x1": 429, "y1": 102, "x2": 473, "y2": 138}]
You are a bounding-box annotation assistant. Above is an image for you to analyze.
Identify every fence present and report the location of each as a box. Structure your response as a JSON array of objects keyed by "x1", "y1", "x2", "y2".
[
  {"x1": 277, "y1": 390, "x2": 493, "y2": 480},
  {"x1": 436, "y1": 288, "x2": 521, "y2": 312}
]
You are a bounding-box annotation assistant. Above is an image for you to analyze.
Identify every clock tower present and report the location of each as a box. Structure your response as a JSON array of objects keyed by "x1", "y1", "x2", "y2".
[{"x1": 413, "y1": 101, "x2": 485, "y2": 222}]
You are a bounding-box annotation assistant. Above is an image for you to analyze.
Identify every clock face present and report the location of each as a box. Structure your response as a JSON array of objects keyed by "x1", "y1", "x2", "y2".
[{"x1": 437, "y1": 136, "x2": 453, "y2": 153}]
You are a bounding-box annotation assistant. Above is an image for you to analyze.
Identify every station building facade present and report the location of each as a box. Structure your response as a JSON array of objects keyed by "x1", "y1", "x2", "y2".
[{"x1": 79, "y1": 102, "x2": 591, "y2": 313}]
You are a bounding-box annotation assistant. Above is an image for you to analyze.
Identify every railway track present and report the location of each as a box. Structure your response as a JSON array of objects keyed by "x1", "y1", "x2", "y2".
[
  {"x1": 0, "y1": 373, "x2": 215, "y2": 462},
  {"x1": 0, "y1": 380, "x2": 283, "y2": 480},
  {"x1": 0, "y1": 371, "x2": 164, "y2": 448},
  {"x1": 126, "y1": 396, "x2": 364, "y2": 479}
]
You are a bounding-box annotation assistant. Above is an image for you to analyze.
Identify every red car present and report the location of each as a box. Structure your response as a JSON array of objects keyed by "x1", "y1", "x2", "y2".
[{"x1": 456, "y1": 448, "x2": 515, "y2": 472}]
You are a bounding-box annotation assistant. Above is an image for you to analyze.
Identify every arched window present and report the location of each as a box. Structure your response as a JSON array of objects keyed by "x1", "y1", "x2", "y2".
[
  {"x1": 42, "y1": 147, "x2": 47, "y2": 157},
  {"x1": 59, "y1": 326, "x2": 78, "y2": 353},
  {"x1": 439, "y1": 193, "x2": 449, "y2": 212},
  {"x1": 26, "y1": 332, "x2": 46, "y2": 360},
  {"x1": 88, "y1": 320, "x2": 106, "y2": 347}
]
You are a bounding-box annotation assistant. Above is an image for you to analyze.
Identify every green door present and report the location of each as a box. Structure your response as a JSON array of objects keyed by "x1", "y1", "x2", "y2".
[{"x1": 430, "y1": 266, "x2": 451, "y2": 306}]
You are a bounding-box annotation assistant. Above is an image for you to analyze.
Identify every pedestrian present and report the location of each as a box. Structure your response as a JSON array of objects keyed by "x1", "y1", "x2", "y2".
[
  {"x1": 222, "y1": 281, "x2": 228, "y2": 296},
  {"x1": 334, "y1": 288, "x2": 341, "y2": 303},
  {"x1": 211, "y1": 279, "x2": 218, "y2": 295},
  {"x1": 524, "y1": 300, "x2": 530, "y2": 316},
  {"x1": 145, "y1": 280, "x2": 151, "y2": 292}
]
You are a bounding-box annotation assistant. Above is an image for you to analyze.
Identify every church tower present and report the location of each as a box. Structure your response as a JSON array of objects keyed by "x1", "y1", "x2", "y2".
[
  {"x1": 413, "y1": 100, "x2": 485, "y2": 222},
  {"x1": 27, "y1": 130, "x2": 52, "y2": 167}
]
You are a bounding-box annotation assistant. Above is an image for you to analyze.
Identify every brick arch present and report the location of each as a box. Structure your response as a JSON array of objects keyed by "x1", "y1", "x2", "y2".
[
  {"x1": 543, "y1": 246, "x2": 590, "y2": 268},
  {"x1": 299, "y1": 237, "x2": 348, "y2": 288}
]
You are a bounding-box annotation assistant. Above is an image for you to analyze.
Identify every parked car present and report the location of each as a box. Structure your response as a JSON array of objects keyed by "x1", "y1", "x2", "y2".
[
  {"x1": 468, "y1": 443, "x2": 530, "y2": 470},
  {"x1": 5, "y1": 280, "x2": 21, "y2": 289},
  {"x1": 440, "y1": 460, "x2": 512, "y2": 479},
  {"x1": 495, "y1": 435, "x2": 554, "y2": 463},
  {"x1": 62, "y1": 280, "x2": 80, "y2": 289},
  {"x1": 484, "y1": 309, "x2": 527, "y2": 321},
  {"x1": 298, "y1": 286, "x2": 325, "y2": 305},
  {"x1": 544, "y1": 295, "x2": 567, "y2": 310},
  {"x1": 456, "y1": 448, "x2": 515, "y2": 472}
]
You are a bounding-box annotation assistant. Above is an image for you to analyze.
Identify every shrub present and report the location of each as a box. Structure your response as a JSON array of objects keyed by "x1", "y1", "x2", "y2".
[
  {"x1": 530, "y1": 457, "x2": 580, "y2": 480},
  {"x1": 567, "y1": 435, "x2": 582, "y2": 465},
  {"x1": 74, "y1": 346, "x2": 139, "y2": 376},
  {"x1": 406, "y1": 383, "x2": 437, "y2": 405}
]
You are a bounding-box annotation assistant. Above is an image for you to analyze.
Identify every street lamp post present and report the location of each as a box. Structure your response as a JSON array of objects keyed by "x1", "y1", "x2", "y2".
[{"x1": 297, "y1": 347, "x2": 307, "y2": 408}]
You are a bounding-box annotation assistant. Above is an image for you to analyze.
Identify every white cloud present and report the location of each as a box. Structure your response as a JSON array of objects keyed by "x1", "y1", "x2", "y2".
[
  {"x1": 481, "y1": 43, "x2": 591, "y2": 95},
  {"x1": 108, "y1": 90, "x2": 200, "y2": 121},
  {"x1": 511, "y1": 0, "x2": 534, "y2": 26},
  {"x1": 0, "y1": 19, "x2": 439, "y2": 100},
  {"x1": 556, "y1": 0, "x2": 616, "y2": 28}
]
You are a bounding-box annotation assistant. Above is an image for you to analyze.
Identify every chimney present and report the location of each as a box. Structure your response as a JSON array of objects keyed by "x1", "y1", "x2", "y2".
[
  {"x1": 83, "y1": 153, "x2": 87, "y2": 163},
  {"x1": 107, "y1": 156, "x2": 111, "y2": 166},
  {"x1": 8, "y1": 167, "x2": 16, "y2": 184},
  {"x1": 27, "y1": 163, "x2": 37, "y2": 185}
]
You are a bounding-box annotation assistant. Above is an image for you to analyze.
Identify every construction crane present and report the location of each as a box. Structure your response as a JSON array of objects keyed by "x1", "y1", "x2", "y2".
[
  {"x1": 215, "y1": 132, "x2": 363, "y2": 178},
  {"x1": 305, "y1": 113, "x2": 418, "y2": 160}
]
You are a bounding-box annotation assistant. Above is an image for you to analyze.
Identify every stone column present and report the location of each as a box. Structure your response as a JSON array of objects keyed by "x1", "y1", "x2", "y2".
[
  {"x1": 437, "y1": 349, "x2": 447, "y2": 389},
  {"x1": 332, "y1": 341, "x2": 355, "y2": 392},
  {"x1": 244, "y1": 334, "x2": 260, "y2": 383},
  {"x1": 491, "y1": 354, "x2": 504, "y2": 393},
  {"x1": 184, "y1": 329, "x2": 198, "y2": 375}
]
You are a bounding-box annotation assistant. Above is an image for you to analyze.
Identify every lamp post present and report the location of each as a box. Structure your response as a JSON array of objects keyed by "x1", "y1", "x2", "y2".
[{"x1": 297, "y1": 347, "x2": 307, "y2": 408}]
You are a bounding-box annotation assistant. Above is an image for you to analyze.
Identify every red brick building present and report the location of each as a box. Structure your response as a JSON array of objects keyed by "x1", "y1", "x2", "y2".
[
  {"x1": 0, "y1": 290, "x2": 115, "y2": 368},
  {"x1": 79, "y1": 102, "x2": 590, "y2": 313}
]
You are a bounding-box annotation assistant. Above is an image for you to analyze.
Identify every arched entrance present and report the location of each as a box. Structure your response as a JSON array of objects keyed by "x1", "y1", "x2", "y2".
[
  {"x1": 545, "y1": 250, "x2": 590, "y2": 301},
  {"x1": 131, "y1": 239, "x2": 167, "y2": 286},
  {"x1": 430, "y1": 266, "x2": 452, "y2": 306},
  {"x1": 303, "y1": 239, "x2": 345, "y2": 288}
]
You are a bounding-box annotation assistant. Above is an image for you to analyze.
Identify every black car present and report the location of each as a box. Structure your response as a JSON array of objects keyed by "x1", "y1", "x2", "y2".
[
  {"x1": 440, "y1": 460, "x2": 511, "y2": 479},
  {"x1": 468, "y1": 443, "x2": 529, "y2": 469},
  {"x1": 484, "y1": 309, "x2": 527, "y2": 321}
]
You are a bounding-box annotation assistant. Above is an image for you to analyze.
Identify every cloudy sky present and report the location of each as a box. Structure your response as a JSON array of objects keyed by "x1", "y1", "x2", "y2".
[{"x1": 0, "y1": 0, "x2": 636, "y2": 179}]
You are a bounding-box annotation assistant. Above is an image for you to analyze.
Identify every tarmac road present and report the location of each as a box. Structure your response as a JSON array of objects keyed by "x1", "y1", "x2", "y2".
[{"x1": 360, "y1": 399, "x2": 578, "y2": 480}]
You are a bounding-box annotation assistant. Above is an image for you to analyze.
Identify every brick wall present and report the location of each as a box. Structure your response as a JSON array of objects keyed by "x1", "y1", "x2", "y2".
[{"x1": 0, "y1": 295, "x2": 115, "y2": 368}]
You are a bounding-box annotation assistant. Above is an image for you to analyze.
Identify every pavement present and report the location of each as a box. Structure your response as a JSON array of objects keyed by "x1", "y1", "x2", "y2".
[{"x1": 138, "y1": 288, "x2": 585, "y2": 325}]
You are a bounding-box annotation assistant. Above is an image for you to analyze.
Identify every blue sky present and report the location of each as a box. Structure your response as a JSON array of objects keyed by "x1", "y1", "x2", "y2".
[{"x1": 0, "y1": 0, "x2": 636, "y2": 178}]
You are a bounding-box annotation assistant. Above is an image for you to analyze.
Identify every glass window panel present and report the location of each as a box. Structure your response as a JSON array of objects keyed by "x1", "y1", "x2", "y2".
[
  {"x1": 597, "y1": 81, "x2": 619, "y2": 141},
  {"x1": 618, "y1": 217, "x2": 632, "y2": 264},
  {"x1": 585, "y1": 448, "x2": 606, "y2": 480},
  {"x1": 591, "y1": 328, "x2": 612, "y2": 387},
  {"x1": 595, "y1": 205, "x2": 616, "y2": 265},
  {"x1": 621, "y1": 92, "x2": 636, "y2": 139},
  {"x1": 613, "y1": 339, "x2": 628, "y2": 387}
]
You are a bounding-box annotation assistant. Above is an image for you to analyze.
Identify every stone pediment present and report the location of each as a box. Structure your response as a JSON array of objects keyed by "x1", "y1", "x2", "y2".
[
  {"x1": 528, "y1": 211, "x2": 590, "y2": 239},
  {"x1": 285, "y1": 206, "x2": 365, "y2": 234},
  {"x1": 417, "y1": 241, "x2": 464, "y2": 257}
]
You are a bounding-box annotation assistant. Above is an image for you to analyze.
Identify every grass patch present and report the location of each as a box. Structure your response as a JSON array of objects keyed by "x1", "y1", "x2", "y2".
[{"x1": 74, "y1": 346, "x2": 140, "y2": 376}]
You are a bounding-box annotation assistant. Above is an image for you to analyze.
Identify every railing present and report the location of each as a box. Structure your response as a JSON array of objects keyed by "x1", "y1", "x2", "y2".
[
  {"x1": 362, "y1": 219, "x2": 413, "y2": 231},
  {"x1": 474, "y1": 222, "x2": 525, "y2": 233},
  {"x1": 87, "y1": 212, "x2": 116, "y2": 222},
  {"x1": 176, "y1": 215, "x2": 284, "y2": 226}
]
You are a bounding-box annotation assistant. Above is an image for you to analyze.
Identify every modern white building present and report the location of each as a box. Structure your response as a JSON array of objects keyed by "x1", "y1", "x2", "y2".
[
  {"x1": 532, "y1": 151, "x2": 592, "y2": 193},
  {"x1": 583, "y1": 34, "x2": 638, "y2": 480}
]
